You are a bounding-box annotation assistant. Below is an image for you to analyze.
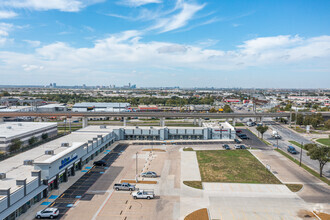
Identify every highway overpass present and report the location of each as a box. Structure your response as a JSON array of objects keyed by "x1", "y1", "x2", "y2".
[{"x1": 0, "y1": 111, "x2": 329, "y2": 119}]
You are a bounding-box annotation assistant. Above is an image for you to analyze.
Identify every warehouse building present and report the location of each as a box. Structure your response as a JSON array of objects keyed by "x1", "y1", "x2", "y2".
[
  {"x1": 0, "y1": 122, "x2": 58, "y2": 152},
  {"x1": 72, "y1": 102, "x2": 130, "y2": 112},
  {"x1": 0, "y1": 122, "x2": 234, "y2": 219}
]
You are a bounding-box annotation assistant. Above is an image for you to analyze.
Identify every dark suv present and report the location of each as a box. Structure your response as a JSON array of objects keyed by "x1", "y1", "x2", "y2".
[
  {"x1": 223, "y1": 144, "x2": 230, "y2": 150},
  {"x1": 93, "y1": 160, "x2": 106, "y2": 166},
  {"x1": 287, "y1": 146, "x2": 298, "y2": 154},
  {"x1": 234, "y1": 139, "x2": 241, "y2": 144}
]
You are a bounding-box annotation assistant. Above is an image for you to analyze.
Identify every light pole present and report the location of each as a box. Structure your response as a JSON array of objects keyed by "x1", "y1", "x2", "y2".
[
  {"x1": 136, "y1": 152, "x2": 138, "y2": 176},
  {"x1": 299, "y1": 142, "x2": 303, "y2": 166}
]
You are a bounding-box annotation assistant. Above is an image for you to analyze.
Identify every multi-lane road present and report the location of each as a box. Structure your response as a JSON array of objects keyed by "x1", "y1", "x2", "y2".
[{"x1": 250, "y1": 121, "x2": 330, "y2": 178}]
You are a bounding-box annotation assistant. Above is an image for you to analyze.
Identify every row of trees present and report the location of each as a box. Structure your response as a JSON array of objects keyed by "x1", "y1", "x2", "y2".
[
  {"x1": 209, "y1": 105, "x2": 233, "y2": 113},
  {"x1": 9, "y1": 133, "x2": 48, "y2": 153},
  {"x1": 292, "y1": 113, "x2": 325, "y2": 128},
  {"x1": 31, "y1": 93, "x2": 219, "y2": 106}
]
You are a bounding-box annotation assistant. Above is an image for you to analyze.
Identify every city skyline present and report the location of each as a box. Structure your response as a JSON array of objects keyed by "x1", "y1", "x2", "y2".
[{"x1": 0, "y1": 0, "x2": 330, "y2": 88}]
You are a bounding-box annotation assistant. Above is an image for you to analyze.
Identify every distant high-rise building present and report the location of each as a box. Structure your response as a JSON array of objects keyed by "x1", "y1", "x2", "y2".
[
  {"x1": 49, "y1": 83, "x2": 53, "y2": 87},
  {"x1": 128, "y1": 82, "x2": 131, "y2": 88},
  {"x1": 53, "y1": 83, "x2": 56, "y2": 88}
]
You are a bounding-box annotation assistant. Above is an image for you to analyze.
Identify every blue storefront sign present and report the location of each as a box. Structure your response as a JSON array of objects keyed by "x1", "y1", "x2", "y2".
[{"x1": 59, "y1": 153, "x2": 78, "y2": 170}]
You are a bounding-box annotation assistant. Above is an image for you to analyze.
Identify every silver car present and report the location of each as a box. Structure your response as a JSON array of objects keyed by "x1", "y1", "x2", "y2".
[
  {"x1": 141, "y1": 171, "x2": 157, "y2": 178},
  {"x1": 36, "y1": 208, "x2": 59, "y2": 219}
]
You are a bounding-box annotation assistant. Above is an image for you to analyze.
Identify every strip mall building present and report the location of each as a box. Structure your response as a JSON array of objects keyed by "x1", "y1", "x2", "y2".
[{"x1": 0, "y1": 122, "x2": 235, "y2": 220}]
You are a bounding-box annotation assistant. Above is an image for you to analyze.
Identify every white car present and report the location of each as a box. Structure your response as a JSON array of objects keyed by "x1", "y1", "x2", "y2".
[
  {"x1": 36, "y1": 208, "x2": 59, "y2": 219},
  {"x1": 141, "y1": 171, "x2": 157, "y2": 178}
]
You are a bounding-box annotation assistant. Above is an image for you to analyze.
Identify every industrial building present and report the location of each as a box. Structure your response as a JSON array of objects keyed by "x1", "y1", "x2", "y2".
[
  {"x1": 72, "y1": 102, "x2": 130, "y2": 112},
  {"x1": 37, "y1": 104, "x2": 67, "y2": 112},
  {"x1": 0, "y1": 122, "x2": 57, "y2": 152},
  {"x1": 0, "y1": 122, "x2": 234, "y2": 219}
]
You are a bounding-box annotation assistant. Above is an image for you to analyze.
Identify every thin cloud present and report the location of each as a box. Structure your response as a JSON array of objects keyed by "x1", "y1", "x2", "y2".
[
  {"x1": 0, "y1": 11, "x2": 18, "y2": 19},
  {"x1": 0, "y1": 0, "x2": 105, "y2": 12},
  {"x1": 117, "y1": 0, "x2": 162, "y2": 7}
]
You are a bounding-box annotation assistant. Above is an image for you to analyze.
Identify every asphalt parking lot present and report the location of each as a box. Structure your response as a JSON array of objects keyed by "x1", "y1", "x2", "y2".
[
  {"x1": 48, "y1": 144, "x2": 128, "y2": 218},
  {"x1": 239, "y1": 129, "x2": 270, "y2": 150}
]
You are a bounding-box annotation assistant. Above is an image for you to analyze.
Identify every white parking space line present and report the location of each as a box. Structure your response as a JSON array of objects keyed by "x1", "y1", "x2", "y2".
[{"x1": 91, "y1": 189, "x2": 114, "y2": 220}]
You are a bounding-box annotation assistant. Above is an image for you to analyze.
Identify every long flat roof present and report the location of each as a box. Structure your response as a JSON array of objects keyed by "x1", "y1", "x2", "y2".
[
  {"x1": 0, "y1": 122, "x2": 57, "y2": 139},
  {"x1": 73, "y1": 102, "x2": 130, "y2": 108},
  {"x1": 0, "y1": 126, "x2": 114, "y2": 191}
]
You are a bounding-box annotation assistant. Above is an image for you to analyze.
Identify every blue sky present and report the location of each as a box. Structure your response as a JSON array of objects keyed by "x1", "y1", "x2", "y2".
[{"x1": 0, "y1": 0, "x2": 330, "y2": 88}]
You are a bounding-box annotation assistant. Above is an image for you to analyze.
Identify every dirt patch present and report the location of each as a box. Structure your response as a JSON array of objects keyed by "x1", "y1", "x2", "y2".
[
  {"x1": 142, "y1": 148, "x2": 166, "y2": 152},
  {"x1": 184, "y1": 208, "x2": 209, "y2": 220},
  {"x1": 121, "y1": 179, "x2": 157, "y2": 184},
  {"x1": 315, "y1": 212, "x2": 330, "y2": 220},
  {"x1": 297, "y1": 210, "x2": 318, "y2": 219}
]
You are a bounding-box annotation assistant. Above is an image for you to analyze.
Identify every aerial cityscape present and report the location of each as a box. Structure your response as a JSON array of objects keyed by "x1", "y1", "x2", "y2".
[{"x1": 0, "y1": 0, "x2": 329, "y2": 220}]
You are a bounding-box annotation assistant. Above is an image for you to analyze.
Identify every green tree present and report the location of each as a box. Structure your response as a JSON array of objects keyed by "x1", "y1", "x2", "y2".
[
  {"x1": 256, "y1": 125, "x2": 269, "y2": 139},
  {"x1": 9, "y1": 138, "x2": 22, "y2": 152},
  {"x1": 28, "y1": 136, "x2": 37, "y2": 145},
  {"x1": 325, "y1": 119, "x2": 330, "y2": 129},
  {"x1": 41, "y1": 133, "x2": 48, "y2": 140},
  {"x1": 307, "y1": 145, "x2": 330, "y2": 177},
  {"x1": 209, "y1": 107, "x2": 217, "y2": 113},
  {"x1": 223, "y1": 105, "x2": 233, "y2": 113},
  {"x1": 296, "y1": 114, "x2": 304, "y2": 126}
]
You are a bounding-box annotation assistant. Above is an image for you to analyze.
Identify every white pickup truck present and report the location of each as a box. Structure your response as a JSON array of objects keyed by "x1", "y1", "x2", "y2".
[
  {"x1": 132, "y1": 190, "x2": 154, "y2": 200},
  {"x1": 272, "y1": 130, "x2": 281, "y2": 139}
]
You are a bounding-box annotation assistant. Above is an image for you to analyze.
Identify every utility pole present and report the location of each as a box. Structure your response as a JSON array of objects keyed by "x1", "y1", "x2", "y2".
[
  {"x1": 299, "y1": 142, "x2": 303, "y2": 166},
  {"x1": 276, "y1": 138, "x2": 279, "y2": 149},
  {"x1": 136, "y1": 152, "x2": 138, "y2": 176}
]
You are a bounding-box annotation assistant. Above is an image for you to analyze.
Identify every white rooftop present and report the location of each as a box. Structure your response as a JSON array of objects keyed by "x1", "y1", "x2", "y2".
[
  {"x1": 0, "y1": 126, "x2": 114, "y2": 191},
  {"x1": 37, "y1": 104, "x2": 66, "y2": 108},
  {"x1": 0, "y1": 122, "x2": 57, "y2": 139}
]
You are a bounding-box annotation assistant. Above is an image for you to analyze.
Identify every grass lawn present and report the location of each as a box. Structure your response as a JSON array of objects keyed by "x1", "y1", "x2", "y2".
[
  {"x1": 183, "y1": 147, "x2": 194, "y2": 151},
  {"x1": 275, "y1": 149, "x2": 330, "y2": 185},
  {"x1": 183, "y1": 181, "x2": 203, "y2": 189},
  {"x1": 288, "y1": 141, "x2": 304, "y2": 149},
  {"x1": 286, "y1": 184, "x2": 303, "y2": 192},
  {"x1": 316, "y1": 138, "x2": 330, "y2": 146},
  {"x1": 196, "y1": 150, "x2": 281, "y2": 184},
  {"x1": 234, "y1": 122, "x2": 245, "y2": 127}
]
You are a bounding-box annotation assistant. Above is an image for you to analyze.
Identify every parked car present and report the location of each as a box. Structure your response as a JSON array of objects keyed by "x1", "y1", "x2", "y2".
[
  {"x1": 235, "y1": 129, "x2": 242, "y2": 133},
  {"x1": 93, "y1": 160, "x2": 106, "y2": 166},
  {"x1": 246, "y1": 122, "x2": 256, "y2": 127},
  {"x1": 141, "y1": 171, "x2": 157, "y2": 178},
  {"x1": 223, "y1": 144, "x2": 230, "y2": 150},
  {"x1": 36, "y1": 208, "x2": 59, "y2": 219},
  {"x1": 132, "y1": 190, "x2": 154, "y2": 199},
  {"x1": 234, "y1": 139, "x2": 241, "y2": 144},
  {"x1": 238, "y1": 134, "x2": 249, "y2": 139},
  {"x1": 235, "y1": 145, "x2": 246, "y2": 149},
  {"x1": 287, "y1": 146, "x2": 298, "y2": 154},
  {"x1": 113, "y1": 182, "x2": 136, "y2": 191}
]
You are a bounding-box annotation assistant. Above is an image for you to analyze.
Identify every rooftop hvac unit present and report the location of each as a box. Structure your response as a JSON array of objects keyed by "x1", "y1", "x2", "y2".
[
  {"x1": 45, "y1": 150, "x2": 54, "y2": 155},
  {"x1": 7, "y1": 126, "x2": 12, "y2": 129},
  {"x1": 150, "y1": 126, "x2": 153, "y2": 129},
  {"x1": 0, "y1": 173, "x2": 6, "y2": 179},
  {"x1": 18, "y1": 123, "x2": 22, "y2": 126},
  {"x1": 61, "y1": 142, "x2": 70, "y2": 147},
  {"x1": 23, "y1": 160, "x2": 34, "y2": 165},
  {"x1": 100, "y1": 125, "x2": 107, "y2": 129},
  {"x1": 136, "y1": 126, "x2": 139, "y2": 129}
]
